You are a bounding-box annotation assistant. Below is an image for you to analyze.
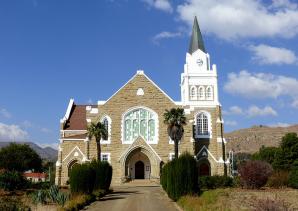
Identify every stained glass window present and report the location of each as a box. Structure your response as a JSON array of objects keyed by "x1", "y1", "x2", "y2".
[
  {"x1": 124, "y1": 108, "x2": 156, "y2": 142},
  {"x1": 102, "y1": 118, "x2": 109, "y2": 140}
]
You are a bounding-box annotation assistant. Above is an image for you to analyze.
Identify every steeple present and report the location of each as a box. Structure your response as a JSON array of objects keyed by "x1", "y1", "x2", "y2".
[{"x1": 188, "y1": 16, "x2": 206, "y2": 54}]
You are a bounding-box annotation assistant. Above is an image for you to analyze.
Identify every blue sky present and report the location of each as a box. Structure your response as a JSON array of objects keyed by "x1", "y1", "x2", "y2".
[{"x1": 0, "y1": 0, "x2": 298, "y2": 148}]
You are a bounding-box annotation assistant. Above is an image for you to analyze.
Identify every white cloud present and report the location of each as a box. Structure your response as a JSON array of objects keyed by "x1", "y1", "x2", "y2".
[
  {"x1": 41, "y1": 128, "x2": 51, "y2": 133},
  {"x1": 292, "y1": 99, "x2": 298, "y2": 108},
  {"x1": 152, "y1": 31, "x2": 182, "y2": 44},
  {"x1": 142, "y1": 0, "x2": 173, "y2": 13},
  {"x1": 225, "y1": 120, "x2": 238, "y2": 126},
  {"x1": 21, "y1": 120, "x2": 33, "y2": 128},
  {"x1": 38, "y1": 143, "x2": 58, "y2": 149},
  {"x1": 247, "y1": 105, "x2": 278, "y2": 117},
  {"x1": 0, "y1": 122, "x2": 28, "y2": 141},
  {"x1": 249, "y1": 44, "x2": 297, "y2": 65},
  {"x1": 0, "y1": 108, "x2": 11, "y2": 119},
  {"x1": 224, "y1": 71, "x2": 298, "y2": 106},
  {"x1": 177, "y1": 0, "x2": 298, "y2": 40},
  {"x1": 269, "y1": 122, "x2": 292, "y2": 127},
  {"x1": 223, "y1": 106, "x2": 244, "y2": 115}
]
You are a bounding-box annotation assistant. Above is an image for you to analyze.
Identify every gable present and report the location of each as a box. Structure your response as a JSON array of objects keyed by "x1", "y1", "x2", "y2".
[{"x1": 103, "y1": 71, "x2": 176, "y2": 106}]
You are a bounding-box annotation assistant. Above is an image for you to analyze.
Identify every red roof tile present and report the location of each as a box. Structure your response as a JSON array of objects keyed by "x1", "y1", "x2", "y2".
[{"x1": 23, "y1": 172, "x2": 47, "y2": 178}]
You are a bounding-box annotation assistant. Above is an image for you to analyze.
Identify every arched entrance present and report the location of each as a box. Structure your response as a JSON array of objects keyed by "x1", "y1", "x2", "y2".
[
  {"x1": 199, "y1": 163, "x2": 210, "y2": 176},
  {"x1": 135, "y1": 161, "x2": 145, "y2": 179},
  {"x1": 68, "y1": 160, "x2": 79, "y2": 177},
  {"x1": 124, "y1": 148, "x2": 151, "y2": 179}
]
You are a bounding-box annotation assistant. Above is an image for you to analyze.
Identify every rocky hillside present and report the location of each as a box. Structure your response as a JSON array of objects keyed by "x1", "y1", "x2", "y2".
[
  {"x1": 225, "y1": 124, "x2": 298, "y2": 154},
  {"x1": 0, "y1": 142, "x2": 57, "y2": 161}
]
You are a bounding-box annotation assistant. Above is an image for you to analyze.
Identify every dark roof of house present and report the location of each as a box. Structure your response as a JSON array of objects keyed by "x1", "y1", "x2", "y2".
[
  {"x1": 63, "y1": 105, "x2": 87, "y2": 130},
  {"x1": 188, "y1": 16, "x2": 206, "y2": 54}
]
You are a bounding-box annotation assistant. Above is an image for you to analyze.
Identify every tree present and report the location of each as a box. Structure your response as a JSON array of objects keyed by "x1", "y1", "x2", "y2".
[
  {"x1": 163, "y1": 108, "x2": 186, "y2": 159},
  {"x1": 252, "y1": 146, "x2": 280, "y2": 165},
  {"x1": 0, "y1": 143, "x2": 42, "y2": 172},
  {"x1": 87, "y1": 122, "x2": 108, "y2": 161}
]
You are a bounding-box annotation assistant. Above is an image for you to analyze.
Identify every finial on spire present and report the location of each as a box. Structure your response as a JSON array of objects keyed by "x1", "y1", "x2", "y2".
[{"x1": 188, "y1": 16, "x2": 206, "y2": 54}]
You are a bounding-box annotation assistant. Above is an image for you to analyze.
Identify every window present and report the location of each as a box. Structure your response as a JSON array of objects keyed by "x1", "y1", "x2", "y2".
[
  {"x1": 169, "y1": 153, "x2": 175, "y2": 161},
  {"x1": 196, "y1": 113, "x2": 209, "y2": 136},
  {"x1": 198, "y1": 86, "x2": 205, "y2": 100},
  {"x1": 101, "y1": 153, "x2": 110, "y2": 163},
  {"x1": 190, "y1": 86, "x2": 197, "y2": 100},
  {"x1": 102, "y1": 118, "x2": 109, "y2": 140},
  {"x1": 206, "y1": 86, "x2": 213, "y2": 100},
  {"x1": 123, "y1": 108, "x2": 157, "y2": 143}
]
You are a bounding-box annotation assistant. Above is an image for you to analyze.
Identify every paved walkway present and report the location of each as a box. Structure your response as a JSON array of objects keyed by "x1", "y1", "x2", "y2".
[{"x1": 85, "y1": 180, "x2": 180, "y2": 211}]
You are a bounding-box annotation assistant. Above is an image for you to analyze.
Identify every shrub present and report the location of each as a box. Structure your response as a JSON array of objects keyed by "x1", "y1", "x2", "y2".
[
  {"x1": 31, "y1": 189, "x2": 48, "y2": 204},
  {"x1": 161, "y1": 153, "x2": 198, "y2": 201},
  {"x1": 238, "y1": 160, "x2": 273, "y2": 189},
  {"x1": 47, "y1": 185, "x2": 69, "y2": 206},
  {"x1": 91, "y1": 161, "x2": 113, "y2": 191},
  {"x1": 199, "y1": 176, "x2": 234, "y2": 189},
  {"x1": 0, "y1": 170, "x2": 28, "y2": 191},
  {"x1": 0, "y1": 196, "x2": 31, "y2": 211},
  {"x1": 69, "y1": 163, "x2": 95, "y2": 194},
  {"x1": 288, "y1": 167, "x2": 298, "y2": 189},
  {"x1": 266, "y1": 170, "x2": 289, "y2": 188},
  {"x1": 62, "y1": 194, "x2": 96, "y2": 211}
]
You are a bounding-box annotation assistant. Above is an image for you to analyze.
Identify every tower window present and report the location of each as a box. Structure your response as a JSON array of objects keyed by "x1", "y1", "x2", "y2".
[
  {"x1": 206, "y1": 86, "x2": 213, "y2": 100},
  {"x1": 198, "y1": 86, "x2": 205, "y2": 100},
  {"x1": 196, "y1": 113, "x2": 209, "y2": 136},
  {"x1": 190, "y1": 86, "x2": 197, "y2": 100}
]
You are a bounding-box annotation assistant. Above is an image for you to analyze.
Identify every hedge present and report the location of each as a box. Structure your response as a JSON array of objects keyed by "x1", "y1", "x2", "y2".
[
  {"x1": 161, "y1": 153, "x2": 198, "y2": 201},
  {"x1": 289, "y1": 167, "x2": 298, "y2": 189},
  {"x1": 199, "y1": 176, "x2": 234, "y2": 189},
  {"x1": 69, "y1": 161, "x2": 113, "y2": 194}
]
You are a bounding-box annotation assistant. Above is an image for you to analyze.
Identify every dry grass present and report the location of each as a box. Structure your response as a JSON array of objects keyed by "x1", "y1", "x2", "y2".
[{"x1": 178, "y1": 188, "x2": 298, "y2": 211}]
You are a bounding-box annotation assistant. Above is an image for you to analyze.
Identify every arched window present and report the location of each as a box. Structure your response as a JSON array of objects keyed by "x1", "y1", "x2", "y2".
[
  {"x1": 196, "y1": 113, "x2": 209, "y2": 136},
  {"x1": 190, "y1": 86, "x2": 197, "y2": 100},
  {"x1": 206, "y1": 86, "x2": 213, "y2": 100},
  {"x1": 123, "y1": 108, "x2": 157, "y2": 143},
  {"x1": 102, "y1": 118, "x2": 109, "y2": 140},
  {"x1": 198, "y1": 86, "x2": 205, "y2": 100}
]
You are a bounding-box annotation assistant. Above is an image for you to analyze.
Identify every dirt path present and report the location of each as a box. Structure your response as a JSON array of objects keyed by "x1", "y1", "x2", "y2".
[{"x1": 85, "y1": 183, "x2": 180, "y2": 211}]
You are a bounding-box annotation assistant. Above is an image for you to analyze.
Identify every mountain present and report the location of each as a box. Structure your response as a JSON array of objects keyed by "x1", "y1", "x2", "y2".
[
  {"x1": 0, "y1": 142, "x2": 58, "y2": 161},
  {"x1": 225, "y1": 124, "x2": 298, "y2": 154}
]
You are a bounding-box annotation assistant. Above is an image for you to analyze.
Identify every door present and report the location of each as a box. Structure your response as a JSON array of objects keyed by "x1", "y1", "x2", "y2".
[
  {"x1": 135, "y1": 161, "x2": 144, "y2": 179},
  {"x1": 199, "y1": 163, "x2": 210, "y2": 176}
]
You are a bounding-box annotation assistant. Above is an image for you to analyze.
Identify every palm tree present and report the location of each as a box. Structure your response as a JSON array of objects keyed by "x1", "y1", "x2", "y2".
[
  {"x1": 163, "y1": 108, "x2": 186, "y2": 159},
  {"x1": 87, "y1": 122, "x2": 108, "y2": 161}
]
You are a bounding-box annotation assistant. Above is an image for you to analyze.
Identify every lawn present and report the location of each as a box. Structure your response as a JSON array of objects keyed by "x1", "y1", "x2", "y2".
[{"x1": 177, "y1": 188, "x2": 298, "y2": 211}]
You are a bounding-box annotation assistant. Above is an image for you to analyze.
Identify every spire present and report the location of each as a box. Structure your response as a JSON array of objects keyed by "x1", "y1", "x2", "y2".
[{"x1": 188, "y1": 16, "x2": 206, "y2": 54}]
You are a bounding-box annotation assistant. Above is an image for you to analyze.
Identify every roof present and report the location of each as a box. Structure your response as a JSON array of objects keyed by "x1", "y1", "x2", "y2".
[
  {"x1": 63, "y1": 105, "x2": 87, "y2": 130},
  {"x1": 23, "y1": 172, "x2": 47, "y2": 178},
  {"x1": 188, "y1": 16, "x2": 206, "y2": 54},
  {"x1": 63, "y1": 133, "x2": 87, "y2": 139}
]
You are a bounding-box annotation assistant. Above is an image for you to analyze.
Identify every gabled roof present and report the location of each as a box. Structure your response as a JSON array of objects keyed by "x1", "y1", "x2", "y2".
[
  {"x1": 188, "y1": 16, "x2": 206, "y2": 54},
  {"x1": 63, "y1": 105, "x2": 87, "y2": 130}
]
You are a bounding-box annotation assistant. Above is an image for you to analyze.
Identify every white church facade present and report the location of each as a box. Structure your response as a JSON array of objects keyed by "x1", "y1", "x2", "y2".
[{"x1": 55, "y1": 17, "x2": 228, "y2": 186}]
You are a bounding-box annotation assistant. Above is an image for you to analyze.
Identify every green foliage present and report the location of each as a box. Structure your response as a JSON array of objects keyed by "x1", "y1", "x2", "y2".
[
  {"x1": 161, "y1": 153, "x2": 198, "y2": 201},
  {"x1": 238, "y1": 160, "x2": 273, "y2": 189},
  {"x1": 288, "y1": 167, "x2": 298, "y2": 189},
  {"x1": 56, "y1": 192, "x2": 69, "y2": 206},
  {"x1": 199, "y1": 176, "x2": 234, "y2": 189},
  {"x1": 0, "y1": 170, "x2": 28, "y2": 191},
  {"x1": 0, "y1": 143, "x2": 42, "y2": 172},
  {"x1": 252, "y1": 146, "x2": 280, "y2": 165},
  {"x1": 48, "y1": 185, "x2": 59, "y2": 202},
  {"x1": 266, "y1": 170, "x2": 289, "y2": 188},
  {"x1": 69, "y1": 161, "x2": 112, "y2": 194},
  {"x1": 69, "y1": 163, "x2": 95, "y2": 194},
  {"x1": 163, "y1": 108, "x2": 186, "y2": 159},
  {"x1": 233, "y1": 153, "x2": 252, "y2": 170},
  {"x1": 31, "y1": 189, "x2": 48, "y2": 205},
  {"x1": 91, "y1": 160, "x2": 113, "y2": 191}
]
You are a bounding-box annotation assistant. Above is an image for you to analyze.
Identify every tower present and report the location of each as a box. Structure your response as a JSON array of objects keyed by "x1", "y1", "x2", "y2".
[{"x1": 181, "y1": 16, "x2": 219, "y2": 107}]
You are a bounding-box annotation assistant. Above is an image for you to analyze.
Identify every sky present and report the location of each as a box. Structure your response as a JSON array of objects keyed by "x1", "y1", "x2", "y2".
[{"x1": 0, "y1": 0, "x2": 298, "y2": 148}]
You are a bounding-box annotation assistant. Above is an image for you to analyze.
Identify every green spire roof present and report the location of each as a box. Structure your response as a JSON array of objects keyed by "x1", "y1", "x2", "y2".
[{"x1": 188, "y1": 16, "x2": 206, "y2": 54}]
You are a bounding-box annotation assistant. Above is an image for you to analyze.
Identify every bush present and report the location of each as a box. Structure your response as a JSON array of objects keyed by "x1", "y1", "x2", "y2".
[
  {"x1": 91, "y1": 161, "x2": 113, "y2": 191},
  {"x1": 266, "y1": 170, "x2": 289, "y2": 188},
  {"x1": 69, "y1": 163, "x2": 95, "y2": 194},
  {"x1": 288, "y1": 167, "x2": 298, "y2": 189},
  {"x1": 62, "y1": 194, "x2": 96, "y2": 211},
  {"x1": 48, "y1": 185, "x2": 69, "y2": 206},
  {"x1": 199, "y1": 176, "x2": 234, "y2": 189},
  {"x1": 161, "y1": 153, "x2": 198, "y2": 201},
  {"x1": 0, "y1": 170, "x2": 28, "y2": 191},
  {"x1": 238, "y1": 160, "x2": 273, "y2": 189},
  {"x1": 0, "y1": 196, "x2": 31, "y2": 211}
]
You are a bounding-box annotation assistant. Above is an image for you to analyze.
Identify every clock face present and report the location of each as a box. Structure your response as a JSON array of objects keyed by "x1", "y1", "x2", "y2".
[{"x1": 196, "y1": 59, "x2": 203, "y2": 66}]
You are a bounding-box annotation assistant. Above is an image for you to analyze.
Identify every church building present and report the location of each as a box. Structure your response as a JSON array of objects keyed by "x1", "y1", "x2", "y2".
[{"x1": 55, "y1": 17, "x2": 228, "y2": 186}]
